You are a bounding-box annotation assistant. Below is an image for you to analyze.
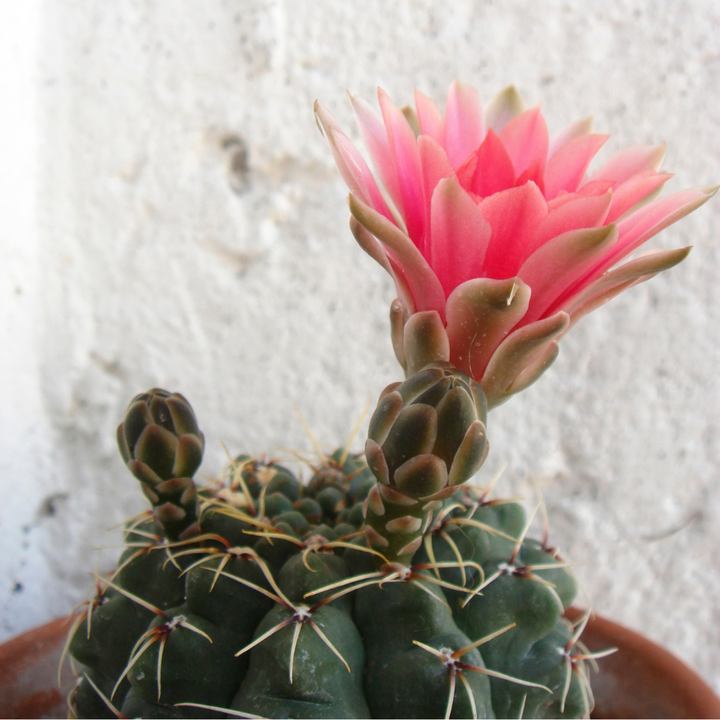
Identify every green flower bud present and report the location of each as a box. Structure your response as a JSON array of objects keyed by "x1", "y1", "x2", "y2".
[
  {"x1": 117, "y1": 389, "x2": 205, "y2": 540},
  {"x1": 363, "y1": 363, "x2": 489, "y2": 566}
]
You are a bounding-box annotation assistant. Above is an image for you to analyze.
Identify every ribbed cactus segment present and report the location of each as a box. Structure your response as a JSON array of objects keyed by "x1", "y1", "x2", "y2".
[
  {"x1": 232, "y1": 553, "x2": 369, "y2": 718},
  {"x1": 354, "y1": 578, "x2": 494, "y2": 718},
  {"x1": 363, "y1": 362, "x2": 489, "y2": 566},
  {"x1": 126, "y1": 608, "x2": 243, "y2": 707},
  {"x1": 71, "y1": 670, "x2": 128, "y2": 719},
  {"x1": 417, "y1": 495, "x2": 587, "y2": 718},
  {"x1": 232, "y1": 603, "x2": 369, "y2": 718},
  {"x1": 67, "y1": 388, "x2": 600, "y2": 719},
  {"x1": 117, "y1": 389, "x2": 205, "y2": 541}
]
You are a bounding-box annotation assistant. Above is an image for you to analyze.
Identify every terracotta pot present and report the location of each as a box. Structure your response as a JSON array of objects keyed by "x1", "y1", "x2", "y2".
[
  {"x1": 565, "y1": 607, "x2": 720, "y2": 719},
  {"x1": 0, "y1": 610, "x2": 719, "y2": 719},
  {"x1": 0, "y1": 616, "x2": 73, "y2": 719}
]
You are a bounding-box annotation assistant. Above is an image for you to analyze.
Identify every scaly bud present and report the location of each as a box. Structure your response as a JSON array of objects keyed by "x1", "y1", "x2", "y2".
[
  {"x1": 363, "y1": 362, "x2": 488, "y2": 566},
  {"x1": 117, "y1": 389, "x2": 204, "y2": 540}
]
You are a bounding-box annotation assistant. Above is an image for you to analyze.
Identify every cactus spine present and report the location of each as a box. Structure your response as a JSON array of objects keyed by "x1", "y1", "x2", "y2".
[{"x1": 64, "y1": 382, "x2": 600, "y2": 719}]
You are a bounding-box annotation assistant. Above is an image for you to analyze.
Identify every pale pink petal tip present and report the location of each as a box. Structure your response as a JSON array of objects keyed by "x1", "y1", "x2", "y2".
[
  {"x1": 591, "y1": 143, "x2": 668, "y2": 185},
  {"x1": 498, "y1": 105, "x2": 549, "y2": 189},
  {"x1": 414, "y1": 88, "x2": 445, "y2": 144},
  {"x1": 444, "y1": 79, "x2": 485, "y2": 170},
  {"x1": 549, "y1": 116, "x2": 594, "y2": 158},
  {"x1": 314, "y1": 100, "x2": 393, "y2": 221},
  {"x1": 349, "y1": 90, "x2": 403, "y2": 212},
  {"x1": 377, "y1": 87, "x2": 425, "y2": 242}
]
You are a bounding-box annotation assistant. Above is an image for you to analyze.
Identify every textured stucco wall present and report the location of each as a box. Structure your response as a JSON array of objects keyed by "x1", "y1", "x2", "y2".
[{"x1": 2, "y1": 0, "x2": 719, "y2": 693}]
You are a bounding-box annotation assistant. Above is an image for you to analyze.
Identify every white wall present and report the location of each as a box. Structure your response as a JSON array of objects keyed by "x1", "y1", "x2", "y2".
[{"x1": 1, "y1": 0, "x2": 719, "y2": 693}]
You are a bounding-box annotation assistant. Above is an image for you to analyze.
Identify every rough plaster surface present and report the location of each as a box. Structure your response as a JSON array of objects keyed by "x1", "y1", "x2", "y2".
[{"x1": 1, "y1": 0, "x2": 719, "y2": 694}]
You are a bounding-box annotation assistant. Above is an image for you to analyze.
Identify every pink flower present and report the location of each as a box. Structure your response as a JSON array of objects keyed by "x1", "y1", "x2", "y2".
[{"x1": 315, "y1": 82, "x2": 715, "y2": 408}]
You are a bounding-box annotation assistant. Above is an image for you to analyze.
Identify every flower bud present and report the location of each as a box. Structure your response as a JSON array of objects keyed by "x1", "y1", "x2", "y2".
[
  {"x1": 117, "y1": 389, "x2": 205, "y2": 540},
  {"x1": 363, "y1": 363, "x2": 488, "y2": 566}
]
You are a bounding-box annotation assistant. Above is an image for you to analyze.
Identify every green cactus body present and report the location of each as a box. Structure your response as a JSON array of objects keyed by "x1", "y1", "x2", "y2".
[
  {"x1": 71, "y1": 669, "x2": 129, "y2": 718},
  {"x1": 353, "y1": 577, "x2": 494, "y2": 719},
  {"x1": 66, "y1": 388, "x2": 599, "y2": 719},
  {"x1": 231, "y1": 603, "x2": 369, "y2": 719}
]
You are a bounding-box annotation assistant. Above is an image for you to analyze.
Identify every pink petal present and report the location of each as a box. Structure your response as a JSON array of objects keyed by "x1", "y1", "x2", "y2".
[
  {"x1": 498, "y1": 106, "x2": 549, "y2": 180},
  {"x1": 523, "y1": 190, "x2": 613, "y2": 262},
  {"x1": 457, "y1": 128, "x2": 516, "y2": 198},
  {"x1": 445, "y1": 277, "x2": 531, "y2": 381},
  {"x1": 515, "y1": 158, "x2": 545, "y2": 194},
  {"x1": 517, "y1": 224, "x2": 618, "y2": 326},
  {"x1": 414, "y1": 88, "x2": 445, "y2": 145},
  {"x1": 548, "y1": 116, "x2": 594, "y2": 159},
  {"x1": 544, "y1": 134, "x2": 609, "y2": 200},
  {"x1": 588, "y1": 143, "x2": 667, "y2": 186},
  {"x1": 349, "y1": 194, "x2": 447, "y2": 319},
  {"x1": 418, "y1": 135, "x2": 455, "y2": 260},
  {"x1": 570, "y1": 179, "x2": 615, "y2": 199},
  {"x1": 593, "y1": 187, "x2": 714, "y2": 276},
  {"x1": 561, "y1": 246, "x2": 692, "y2": 318},
  {"x1": 350, "y1": 93, "x2": 403, "y2": 216},
  {"x1": 444, "y1": 80, "x2": 485, "y2": 170},
  {"x1": 553, "y1": 187, "x2": 715, "y2": 308},
  {"x1": 479, "y1": 181, "x2": 549, "y2": 279},
  {"x1": 314, "y1": 101, "x2": 394, "y2": 222},
  {"x1": 605, "y1": 170, "x2": 672, "y2": 223},
  {"x1": 564, "y1": 277, "x2": 644, "y2": 332},
  {"x1": 350, "y1": 217, "x2": 416, "y2": 313},
  {"x1": 378, "y1": 88, "x2": 425, "y2": 244},
  {"x1": 429, "y1": 176, "x2": 492, "y2": 296}
]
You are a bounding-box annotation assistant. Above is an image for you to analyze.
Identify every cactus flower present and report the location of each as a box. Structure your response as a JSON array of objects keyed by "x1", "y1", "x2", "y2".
[{"x1": 315, "y1": 82, "x2": 715, "y2": 408}]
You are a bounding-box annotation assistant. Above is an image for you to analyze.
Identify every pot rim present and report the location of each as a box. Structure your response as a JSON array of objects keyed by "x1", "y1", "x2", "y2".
[{"x1": 566, "y1": 606, "x2": 720, "y2": 719}]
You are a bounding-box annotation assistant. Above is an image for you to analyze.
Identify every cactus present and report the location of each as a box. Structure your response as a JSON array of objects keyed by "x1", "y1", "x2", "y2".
[
  {"x1": 65, "y1": 371, "x2": 600, "y2": 719},
  {"x1": 59, "y1": 76, "x2": 715, "y2": 718}
]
